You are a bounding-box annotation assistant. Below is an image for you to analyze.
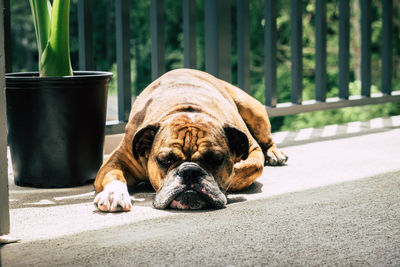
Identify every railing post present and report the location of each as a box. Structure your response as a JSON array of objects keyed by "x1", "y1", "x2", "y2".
[
  {"x1": 78, "y1": 0, "x2": 94, "y2": 70},
  {"x1": 290, "y1": 0, "x2": 303, "y2": 104},
  {"x1": 381, "y1": 0, "x2": 392, "y2": 95},
  {"x1": 315, "y1": 0, "x2": 327, "y2": 102},
  {"x1": 264, "y1": 0, "x2": 277, "y2": 107},
  {"x1": 3, "y1": 0, "x2": 11, "y2": 73},
  {"x1": 151, "y1": 0, "x2": 165, "y2": 80},
  {"x1": 339, "y1": 0, "x2": 350, "y2": 99},
  {"x1": 183, "y1": 0, "x2": 197, "y2": 69},
  {"x1": 237, "y1": 0, "x2": 250, "y2": 93},
  {"x1": 361, "y1": 0, "x2": 371, "y2": 97},
  {"x1": 116, "y1": 0, "x2": 132, "y2": 122},
  {"x1": 0, "y1": 0, "x2": 10, "y2": 236},
  {"x1": 204, "y1": 0, "x2": 231, "y2": 82}
]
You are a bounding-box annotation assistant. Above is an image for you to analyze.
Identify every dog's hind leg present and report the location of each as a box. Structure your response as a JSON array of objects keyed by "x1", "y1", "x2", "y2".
[
  {"x1": 219, "y1": 80, "x2": 287, "y2": 166},
  {"x1": 224, "y1": 145, "x2": 265, "y2": 192}
]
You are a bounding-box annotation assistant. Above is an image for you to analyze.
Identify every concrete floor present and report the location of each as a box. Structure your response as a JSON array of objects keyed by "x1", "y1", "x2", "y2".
[{"x1": 1, "y1": 116, "x2": 400, "y2": 266}]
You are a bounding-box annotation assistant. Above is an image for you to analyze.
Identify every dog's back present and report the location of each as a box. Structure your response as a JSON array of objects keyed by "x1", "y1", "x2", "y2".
[{"x1": 129, "y1": 69, "x2": 241, "y2": 128}]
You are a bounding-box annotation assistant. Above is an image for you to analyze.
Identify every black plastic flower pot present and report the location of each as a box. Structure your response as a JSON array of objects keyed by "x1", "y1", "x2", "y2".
[{"x1": 6, "y1": 71, "x2": 112, "y2": 188}]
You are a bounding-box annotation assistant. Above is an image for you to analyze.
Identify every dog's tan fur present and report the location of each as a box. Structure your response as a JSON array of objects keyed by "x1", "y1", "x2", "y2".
[{"x1": 94, "y1": 69, "x2": 286, "y2": 211}]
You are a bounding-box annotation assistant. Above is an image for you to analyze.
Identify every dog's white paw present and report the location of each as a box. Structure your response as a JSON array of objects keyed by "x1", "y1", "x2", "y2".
[
  {"x1": 266, "y1": 144, "x2": 288, "y2": 166},
  {"x1": 94, "y1": 180, "x2": 132, "y2": 212}
]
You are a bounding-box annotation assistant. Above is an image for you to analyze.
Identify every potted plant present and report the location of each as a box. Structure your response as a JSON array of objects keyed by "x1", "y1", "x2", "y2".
[{"x1": 5, "y1": 0, "x2": 112, "y2": 187}]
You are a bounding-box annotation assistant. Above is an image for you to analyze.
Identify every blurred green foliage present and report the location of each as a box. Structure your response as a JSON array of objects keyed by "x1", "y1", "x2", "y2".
[{"x1": 9, "y1": 0, "x2": 400, "y2": 131}]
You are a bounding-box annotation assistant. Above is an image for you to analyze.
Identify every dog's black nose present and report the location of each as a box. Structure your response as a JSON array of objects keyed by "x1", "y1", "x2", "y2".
[{"x1": 177, "y1": 163, "x2": 207, "y2": 184}]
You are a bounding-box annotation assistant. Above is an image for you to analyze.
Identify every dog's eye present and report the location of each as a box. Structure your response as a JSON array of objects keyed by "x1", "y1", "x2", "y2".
[
  {"x1": 202, "y1": 152, "x2": 225, "y2": 168},
  {"x1": 156, "y1": 157, "x2": 175, "y2": 169}
]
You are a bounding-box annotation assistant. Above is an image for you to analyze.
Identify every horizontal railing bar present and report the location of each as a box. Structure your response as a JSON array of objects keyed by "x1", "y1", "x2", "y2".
[
  {"x1": 105, "y1": 121, "x2": 127, "y2": 135},
  {"x1": 266, "y1": 92, "x2": 400, "y2": 117},
  {"x1": 107, "y1": 92, "x2": 400, "y2": 133}
]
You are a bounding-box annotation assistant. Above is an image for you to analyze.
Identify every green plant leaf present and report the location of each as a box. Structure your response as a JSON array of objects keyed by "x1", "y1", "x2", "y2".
[
  {"x1": 29, "y1": 0, "x2": 51, "y2": 65},
  {"x1": 39, "y1": 0, "x2": 73, "y2": 76}
]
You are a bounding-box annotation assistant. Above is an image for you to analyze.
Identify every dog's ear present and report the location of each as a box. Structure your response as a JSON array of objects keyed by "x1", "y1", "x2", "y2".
[
  {"x1": 224, "y1": 125, "x2": 249, "y2": 161},
  {"x1": 132, "y1": 124, "x2": 160, "y2": 160}
]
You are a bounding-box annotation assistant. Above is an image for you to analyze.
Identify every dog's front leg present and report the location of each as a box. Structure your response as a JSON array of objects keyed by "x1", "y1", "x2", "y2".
[
  {"x1": 94, "y1": 169, "x2": 133, "y2": 212},
  {"x1": 93, "y1": 146, "x2": 145, "y2": 212}
]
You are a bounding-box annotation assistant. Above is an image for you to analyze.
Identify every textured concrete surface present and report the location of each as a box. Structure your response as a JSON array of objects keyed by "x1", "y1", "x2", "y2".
[{"x1": 1, "y1": 116, "x2": 400, "y2": 266}]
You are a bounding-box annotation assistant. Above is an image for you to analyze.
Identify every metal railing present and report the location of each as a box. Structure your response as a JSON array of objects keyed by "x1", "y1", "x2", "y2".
[
  {"x1": 107, "y1": 0, "x2": 398, "y2": 134},
  {"x1": 4, "y1": 0, "x2": 400, "y2": 135},
  {"x1": 264, "y1": 0, "x2": 400, "y2": 117}
]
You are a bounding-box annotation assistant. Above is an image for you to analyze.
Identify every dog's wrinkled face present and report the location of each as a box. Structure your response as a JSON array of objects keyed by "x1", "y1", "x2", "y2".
[{"x1": 132, "y1": 113, "x2": 249, "y2": 210}]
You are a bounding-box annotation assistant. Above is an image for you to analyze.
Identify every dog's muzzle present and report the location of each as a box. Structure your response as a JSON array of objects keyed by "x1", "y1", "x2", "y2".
[{"x1": 153, "y1": 162, "x2": 227, "y2": 210}]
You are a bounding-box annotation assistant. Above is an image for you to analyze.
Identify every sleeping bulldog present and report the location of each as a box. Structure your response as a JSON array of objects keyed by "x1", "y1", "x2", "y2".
[{"x1": 94, "y1": 69, "x2": 287, "y2": 212}]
